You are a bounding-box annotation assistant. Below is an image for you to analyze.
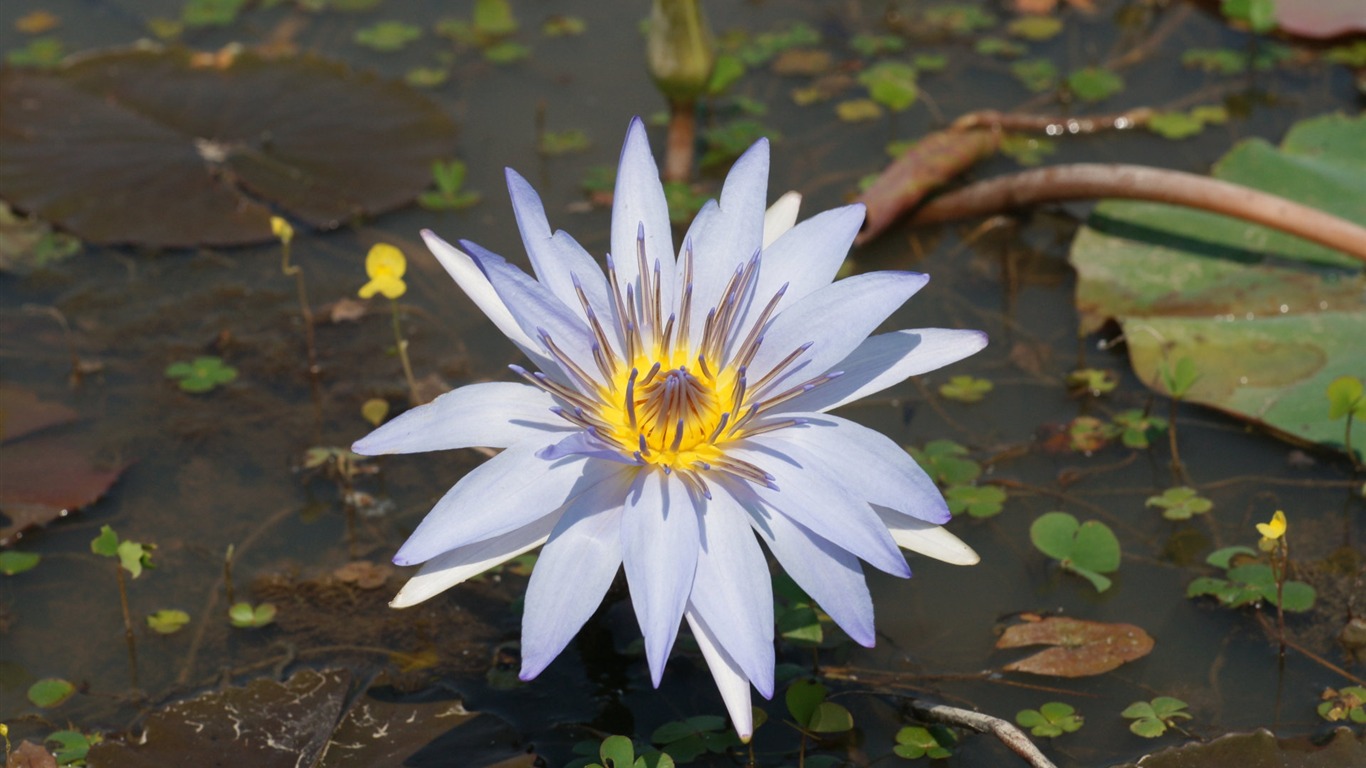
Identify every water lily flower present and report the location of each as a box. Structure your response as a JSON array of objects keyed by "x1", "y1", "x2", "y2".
[
  {"x1": 360, "y1": 243, "x2": 408, "y2": 299},
  {"x1": 353, "y1": 118, "x2": 987, "y2": 738},
  {"x1": 1257, "y1": 509, "x2": 1287, "y2": 552}
]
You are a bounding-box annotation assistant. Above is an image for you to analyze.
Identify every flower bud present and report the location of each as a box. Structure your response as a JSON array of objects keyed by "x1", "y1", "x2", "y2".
[{"x1": 647, "y1": 0, "x2": 716, "y2": 101}]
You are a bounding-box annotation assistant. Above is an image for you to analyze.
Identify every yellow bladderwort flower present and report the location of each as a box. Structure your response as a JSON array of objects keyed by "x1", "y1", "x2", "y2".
[
  {"x1": 270, "y1": 215, "x2": 294, "y2": 246},
  {"x1": 360, "y1": 243, "x2": 408, "y2": 300},
  {"x1": 1257, "y1": 509, "x2": 1287, "y2": 552}
]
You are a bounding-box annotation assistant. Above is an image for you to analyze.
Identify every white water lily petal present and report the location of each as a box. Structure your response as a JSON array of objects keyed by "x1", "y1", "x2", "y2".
[
  {"x1": 686, "y1": 607, "x2": 756, "y2": 740},
  {"x1": 756, "y1": 414, "x2": 949, "y2": 524},
  {"x1": 612, "y1": 117, "x2": 676, "y2": 320},
  {"x1": 520, "y1": 468, "x2": 635, "y2": 679},
  {"x1": 746, "y1": 271, "x2": 929, "y2": 394},
  {"x1": 506, "y1": 168, "x2": 618, "y2": 347},
  {"x1": 875, "y1": 506, "x2": 980, "y2": 565},
  {"x1": 393, "y1": 442, "x2": 601, "y2": 566},
  {"x1": 729, "y1": 442, "x2": 910, "y2": 578},
  {"x1": 778, "y1": 328, "x2": 990, "y2": 414},
  {"x1": 622, "y1": 470, "x2": 700, "y2": 686},
  {"x1": 681, "y1": 139, "x2": 770, "y2": 351},
  {"x1": 689, "y1": 485, "x2": 775, "y2": 697},
  {"x1": 390, "y1": 516, "x2": 556, "y2": 608},
  {"x1": 731, "y1": 478, "x2": 875, "y2": 647},
  {"x1": 352, "y1": 382, "x2": 568, "y2": 455},
  {"x1": 762, "y1": 191, "x2": 801, "y2": 248}
]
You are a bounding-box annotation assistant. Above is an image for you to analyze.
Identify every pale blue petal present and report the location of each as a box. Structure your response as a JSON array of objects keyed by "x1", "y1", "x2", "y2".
[
  {"x1": 689, "y1": 484, "x2": 775, "y2": 697},
  {"x1": 460, "y1": 239, "x2": 602, "y2": 388},
  {"x1": 685, "y1": 607, "x2": 757, "y2": 740},
  {"x1": 621, "y1": 469, "x2": 700, "y2": 686},
  {"x1": 519, "y1": 467, "x2": 636, "y2": 679},
  {"x1": 393, "y1": 442, "x2": 610, "y2": 565},
  {"x1": 727, "y1": 442, "x2": 911, "y2": 578},
  {"x1": 352, "y1": 382, "x2": 569, "y2": 456},
  {"x1": 749, "y1": 415, "x2": 949, "y2": 524},
  {"x1": 611, "y1": 118, "x2": 676, "y2": 321},
  {"x1": 681, "y1": 139, "x2": 770, "y2": 352},
  {"x1": 506, "y1": 169, "x2": 620, "y2": 352},
  {"x1": 390, "y1": 512, "x2": 559, "y2": 608},
  {"x1": 745, "y1": 272, "x2": 929, "y2": 395},
  {"x1": 539, "y1": 431, "x2": 639, "y2": 465},
  {"x1": 422, "y1": 230, "x2": 558, "y2": 373},
  {"x1": 737, "y1": 204, "x2": 864, "y2": 339},
  {"x1": 776, "y1": 329, "x2": 990, "y2": 414},
  {"x1": 723, "y1": 478, "x2": 875, "y2": 647}
]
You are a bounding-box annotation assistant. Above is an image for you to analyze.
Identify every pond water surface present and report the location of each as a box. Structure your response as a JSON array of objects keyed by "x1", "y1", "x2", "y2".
[{"x1": 1, "y1": 1, "x2": 1363, "y2": 766}]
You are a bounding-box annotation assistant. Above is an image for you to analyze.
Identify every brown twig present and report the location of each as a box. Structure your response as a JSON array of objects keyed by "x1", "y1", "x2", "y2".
[
  {"x1": 855, "y1": 128, "x2": 1001, "y2": 244},
  {"x1": 904, "y1": 164, "x2": 1366, "y2": 264}
]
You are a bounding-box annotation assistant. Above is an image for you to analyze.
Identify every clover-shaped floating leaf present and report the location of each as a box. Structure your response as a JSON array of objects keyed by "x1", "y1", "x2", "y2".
[
  {"x1": 354, "y1": 21, "x2": 422, "y2": 52},
  {"x1": 939, "y1": 375, "x2": 993, "y2": 403},
  {"x1": 1111, "y1": 409, "x2": 1168, "y2": 449},
  {"x1": 28, "y1": 678, "x2": 76, "y2": 708},
  {"x1": 47, "y1": 730, "x2": 95, "y2": 764},
  {"x1": 0, "y1": 48, "x2": 456, "y2": 247},
  {"x1": 945, "y1": 484, "x2": 1006, "y2": 518},
  {"x1": 1066, "y1": 67, "x2": 1124, "y2": 102},
  {"x1": 1066, "y1": 368, "x2": 1118, "y2": 397},
  {"x1": 418, "y1": 160, "x2": 482, "y2": 211},
  {"x1": 1030, "y1": 512, "x2": 1121, "y2": 591},
  {"x1": 147, "y1": 609, "x2": 191, "y2": 635},
  {"x1": 166, "y1": 356, "x2": 237, "y2": 393},
  {"x1": 859, "y1": 61, "x2": 919, "y2": 112},
  {"x1": 893, "y1": 725, "x2": 955, "y2": 759},
  {"x1": 229, "y1": 601, "x2": 278, "y2": 628},
  {"x1": 1008, "y1": 16, "x2": 1063, "y2": 41},
  {"x1": 1011, "y1": 58, "x2": 1057, "y2": 92},
  {"x1": 997, "y1": 617, "x2": 1155, "y2": 677},
  {"x1": 1317, "y1": 686, "x2": 1366, "y2": 723},
  {"x1": 1187, "y1": 562, "x2": 1316, "y2": 612},
  {"x1": 1328, "y1": 375, "x2": 1366, "y2": 420},
  {"x1": 1016, "y1": 702, "x2": 1084, "y2": 737},
  {"x1": 651, "y1": 716, "x2": 735, "y2": 763},
  {"x1": 786, "y1": 679, "x2": 854, "y2": 733},
  {"x1": 1122, "y1": 697, "x2": 1191, "y2": 738},
  {"x1": 910, "y1": 440, "x2": 982, "y2": 486},
  {"x1": 1145, "y1": 486, "x2": 1213, "y2": 520},
  {"x1": 0, "y1": 550, "x2": 41, "y2": 575}
]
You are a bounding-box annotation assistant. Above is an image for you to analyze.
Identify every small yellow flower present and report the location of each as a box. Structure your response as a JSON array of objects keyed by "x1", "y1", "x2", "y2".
[
  {"x1": 360, "y1": 243, "x2": 407, "y2": 299},
  {"x1": 1256, "y1": 509, "x2": 1287, "y2": 551},
  {"x1": 270, "y1": 216, "x2": 294, "y2": 245}
]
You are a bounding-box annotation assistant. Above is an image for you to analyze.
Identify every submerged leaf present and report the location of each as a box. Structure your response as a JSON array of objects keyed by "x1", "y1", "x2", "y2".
[
  {"x1": 0, "y1": 48, "x2": 457, "y2": 247},
  {"x1": 998, "y1": 617, "x2": 1154, "y2": 677}
]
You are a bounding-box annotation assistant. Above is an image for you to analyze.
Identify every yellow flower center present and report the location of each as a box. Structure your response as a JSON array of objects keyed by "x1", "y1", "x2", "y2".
[{"x1": 598, "y1": 353, "x2": 736, "y2": 470}]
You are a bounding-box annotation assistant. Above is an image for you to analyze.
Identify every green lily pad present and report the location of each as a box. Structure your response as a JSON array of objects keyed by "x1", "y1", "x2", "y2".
[
  {"x1": 1070, "y1": 113, "x2": 1366, "y2": 460},
  {"x1": 0, "y1": 48, "x2": 456, "y2": 247}
]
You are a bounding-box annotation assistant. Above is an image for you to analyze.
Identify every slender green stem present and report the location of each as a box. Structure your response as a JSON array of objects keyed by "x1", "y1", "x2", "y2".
[
  {"x1": 390, "y1": 297, "x2": 420, "y2": 405},
  {"x1": 280, "y1": 241, "x2": 319, "y2": 381},
  {"x1": 1346, "y1": 413, "x2": 1361, "y2": 472},
  {"x1": 1168, "y1": 397, "x2": 1187, "y2": 483},
  {"x1": 223, "y1": 544, "x2": 236, "y2": 606},
  {"x1": 115, "y1": 562, "x2": 139, "y2": 689},
  {"x1": 1274, "y1": 540, "x2": 1288, "y2": 659}
]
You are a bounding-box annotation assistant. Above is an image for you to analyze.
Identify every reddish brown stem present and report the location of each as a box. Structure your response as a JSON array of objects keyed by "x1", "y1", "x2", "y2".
[
  {"x1": 664, "y1": 100, "x2": 696, "y2": 183},
  {"x1": 902, "y1": 164, "x2": 1366, "y2": 263},
  {"x1": 855, "y1": 128, "x2": 1001, "y2": 243}
]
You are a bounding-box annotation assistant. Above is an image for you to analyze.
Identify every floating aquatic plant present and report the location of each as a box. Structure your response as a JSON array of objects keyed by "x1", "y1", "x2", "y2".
[
  {"x1": 1015, "y1": 702, "x2": 1083, "y2": 738},
  {"x1": 165, "y1": 356, "x2": 237, "y2": 393},
  {"x1": 352, "y1": 118, "x2": 986, "y2": 737},
  {"x1": 1122, "y1": 697, "x2": 1191, "y2": 738}
]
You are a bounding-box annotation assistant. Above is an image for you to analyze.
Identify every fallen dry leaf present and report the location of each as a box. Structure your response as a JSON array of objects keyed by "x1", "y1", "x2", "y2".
[
  {"x1": 0, "y1": 435, "x2": 127, "y2": 546},
  {"x1": 997, "y1": 616, "x2": 1154, "y2": 677},
  {"x1": 0, "y1": 388, "x2": 78, "y2": 443}
]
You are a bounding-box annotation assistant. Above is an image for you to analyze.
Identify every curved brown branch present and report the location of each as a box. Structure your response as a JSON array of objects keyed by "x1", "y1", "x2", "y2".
[
  {"x1": 855, "y1": 128, "x2": 1001, "y2": 242},
  {"x1": 902, "y1": 164, "x2": 1366, "y2": 264},
  {"x1": 909, "y1": 701, "x2": 1059, "y2": 768}
]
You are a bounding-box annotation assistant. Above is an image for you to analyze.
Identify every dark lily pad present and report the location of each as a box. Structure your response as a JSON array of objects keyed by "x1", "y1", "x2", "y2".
[
  {"x1": 1, "y1": 388, "x2": 125, "y2": 546},
  {"x1": 996, "y1": 616, "x2": 1154, "y2": 677},
  {"x1": 1110, "y1": 727, "x2": 1366, "y2": 768},
  {"x1": 1069, "y1": 113, "x2": 1366, "y2": 459},
  {"x1": 0, "y1": 48, "x2": 457, "y2": 248},
  {"x1": 86, "y1": 668, "x2": 535, "y2": 768}
]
